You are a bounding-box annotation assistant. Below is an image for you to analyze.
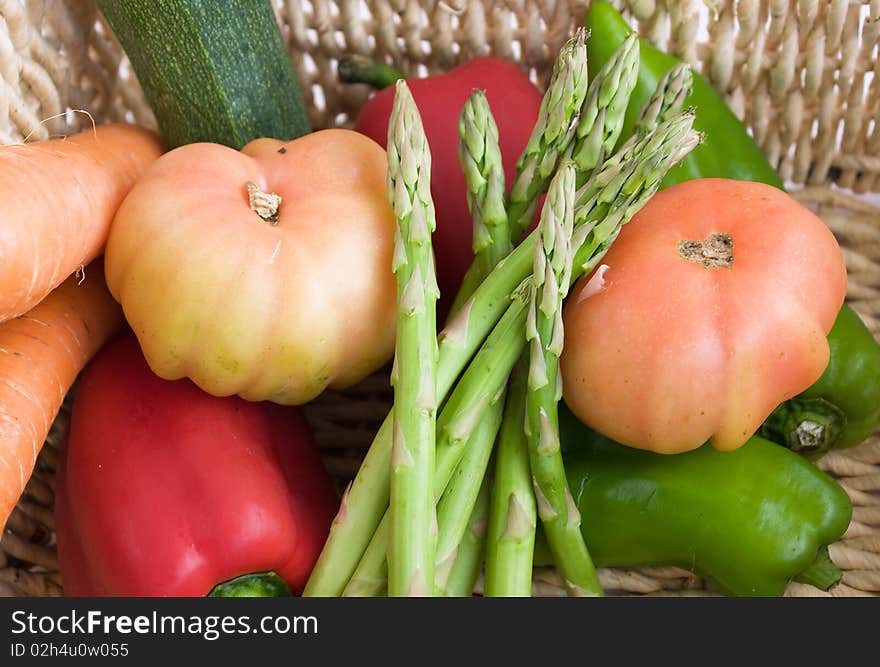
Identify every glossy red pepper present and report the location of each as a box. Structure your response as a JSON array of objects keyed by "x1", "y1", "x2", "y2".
[
  {"x1": 55, "y1": 334, "x2": 338, "y2": 597},
  {"x1": 349, "y1": 57, "x2": 542, "y2": 320}
]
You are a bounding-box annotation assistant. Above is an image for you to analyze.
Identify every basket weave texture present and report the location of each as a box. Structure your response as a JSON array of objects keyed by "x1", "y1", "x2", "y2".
[{"x1": 1, "y1": 0, "x2": 879, "y2": 597}]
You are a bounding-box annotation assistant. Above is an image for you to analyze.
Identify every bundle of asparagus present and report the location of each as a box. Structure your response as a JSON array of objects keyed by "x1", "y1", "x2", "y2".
[{"x1": 304, "y1": 29, "x2": 701, "y2": 598}]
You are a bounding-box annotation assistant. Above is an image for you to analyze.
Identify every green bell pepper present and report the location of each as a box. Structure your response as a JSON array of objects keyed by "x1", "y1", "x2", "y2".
[
  {"x1": 558, "y1": 405, "x2": 852, "y2": 597},
  {"x1": 761, "y1": 304, "x2": 880, "y2": 456},
  {"x1": 585, "y1": 1, "x2": 784, "y2": 189}
]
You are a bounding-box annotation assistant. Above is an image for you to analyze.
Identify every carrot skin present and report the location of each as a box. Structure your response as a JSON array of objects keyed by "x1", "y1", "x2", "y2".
[
  {"x1": 0, "y1": 124, "x2": 162, "y2": 322},
  {"x1": 0, "y1": 259, "x2": 125, "y2": 529}
]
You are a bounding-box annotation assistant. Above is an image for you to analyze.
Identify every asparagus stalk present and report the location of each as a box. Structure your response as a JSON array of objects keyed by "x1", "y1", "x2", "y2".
[
  {"x1": 435, "y1": 90, "x2": 513, "y2": 593},
  {"x1": 571, "y1": 110, "x2": 700, "y2": 278},
  {"x1": 459, "y1": 90, "x2": 511, "y2": 272},
  {"x1": 344, "y1": 473, "x2": 495, "y2": 598},
  {"x1": 433, "y1": 385, "x2": 506, "y2": 593},
  {"x1": 506, "y1": 28, "x2": 589, "y2": 243},
  {"x1": 449, "y1": 90, "x2": 512, "y2": 315},
  {"x1": 524, "y1": 163, "x2": 602, "y2": 596},
  {"x1": 442, "y1": 475, "x2": 492, "y2": 596},
  {"x1": 306, "y1": 244, "x2": 530, "y2": 596},
  {"x1": 305, "y1": 110, "x2": 700, "y2": 597},
  {"x1": 309, "y1": 46, "x2": 590, "y2": 601},
  {"x1": 565, "y1": 33, "x2": 640, "y2": 187},
  {"x1": 385, "y1": 81, "x2": 440, "y2": 596},
  {"x1": 634, "y1": 63, "x2": 693, "y2": 136},
  {"x1": 484, "y1": 361, "x2": 536, "y2": 596},
  {"x1": 343, "y1": 123, "x2": 698, "y2": 595},
  {"x1": 344, "y1": 285, "x2": 530, "y2": 596}
]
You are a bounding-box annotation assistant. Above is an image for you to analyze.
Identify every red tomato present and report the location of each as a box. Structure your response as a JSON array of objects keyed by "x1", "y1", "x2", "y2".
[{"x1": 560, "y1": 179, "x2": 847, "y2": 454}]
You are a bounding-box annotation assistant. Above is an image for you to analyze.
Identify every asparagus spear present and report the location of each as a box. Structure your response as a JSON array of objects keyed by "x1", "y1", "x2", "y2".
[
  {"x1": 571, "y1": 110, "x2": 700, "y2": 278},
  {"x1": 343, "y1": 121, "x2": 698, "y2": 596},
  {"x1": 565, "y1": 33, "x2": 640, "y2": 187},
  {"x1": 523, "y1": 162, "x2": 602, "y2": 596},
  {"x1": 434, "y1": 47, "x2": 654, "y2": 587},
  {"x1": 484, "y1": 361, "x2": 536, "y2": 596},
  {"x1": 634, "y1": 62, "x2": 693, "y2": 136},
  {"x1": 386, "y1": 80, "x2": 440, "y2": 596},
  {"x1": 349, "y1": 90, "x2": 516, "y2": 598},
  {"x1": 344, "y1": 284, "x2": 529, "y2": 596},
  {"x1": 344, "y1": 472, "x2": 494, "y2": 597},
  {"x1": 442, "y1": 475, "x2": 492, "y2": 596},
  {"x1": 433, "y1": 384, "x2": 506, "y2": 593},
  {"x1": 305, "y1": 112, "x2": 700, "y2": 597},
  {"x1": 505, "y1": 28, "x2": 589, "y2": 245},
  {"x1": 435, "y1": 90, "x2": 512, "y2": 594},
  {"x1": 448, "y1": 90, "x2": 512, "y2": 315}
]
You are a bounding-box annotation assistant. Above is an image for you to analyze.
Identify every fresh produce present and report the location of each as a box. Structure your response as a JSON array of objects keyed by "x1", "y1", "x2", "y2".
[
  {"x1": 584, "y1": 3, "x2": 877, "y2": 458},
  {"x1": 0, "y1": 2, "x2": 856, "y2": 602},
  {"x1": 558, "y1": 406, "x2": 852, "y2": 597},
  {"x1": 97, "y1": 0, "x2": 310, "y2": 149},
  {"x1": 523, "y1": 164, "x2": 601, "y2": 596},
  {"x1": 207, "y1": 573, "x2": 291, "y2": 598},
  {"x1": 761, "y1": 303, "x2": 880, "y2": 455},
  {"x1": 385, "y1": 81, "x2": 440, "y2": 597},
  {"x1": 433, "y1": 39, "x2": 595, "y2": 593},
  {"x1": 432, "y1": 34, "x2": 637, "y2": 592},
  {"x1": 342, "y1": 86, "x2": 521, "y2": 598},
  {"x1": 445, "y1": 89, "x2": 515, "y2": 316},
  {"x1": 338, "y1": 55, "x2": 407, "y2": 90},
  {"x1": 54, "y1": 334, "x2": 338, "y2": 596},
  {"x1": 442, "y1": 476, "x2": 492, "y2": 597},
  {"x1": 585, "y1": 1, "x2": 784, "y2": 189},
  {"x1": 104, "y1": 129, "x2": 397, "y2": 405},
  {"x1": 484, "y1": 365, "x2": 536, "y2": 597},
  {"x1": 346, "y1": 54, "x2": 542, "y2": 320},
  {"x1": 433, "y1": 90, "x2": 513, "y2": 595},
  {"x1": 483, "y1": 49, "x2": 695, "y2": 600},
  {"x1": 560, "y1": 178, "x2": 848, "y2": 454},
  {"x1": 0, "y1": 260, "x2": 124, "y2": 531},
  {"x1": 0, "y1": 124, "x2": 162, "y2": 323},
  {"x1": 304, "y1": 29, "x2": 701, "y2": 595}
]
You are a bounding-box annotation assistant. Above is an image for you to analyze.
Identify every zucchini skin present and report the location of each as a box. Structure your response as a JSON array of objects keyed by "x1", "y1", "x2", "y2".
[{"x1": 99, "y1": 0, "x2": 310, "y2": 149}]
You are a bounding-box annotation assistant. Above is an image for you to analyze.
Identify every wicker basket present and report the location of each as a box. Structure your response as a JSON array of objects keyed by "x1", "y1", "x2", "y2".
[{"x1": 2, "y1": 0, "x2": 879, "y2": 598}]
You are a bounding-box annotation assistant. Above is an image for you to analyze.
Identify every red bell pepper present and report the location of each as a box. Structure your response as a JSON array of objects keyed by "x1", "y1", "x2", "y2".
[
  {"x1": 55, "y1": 334, "x2": 338, "y2": 597},
  {"x1": 349, "y1": 57, "x2": 542, "y2": 320}
]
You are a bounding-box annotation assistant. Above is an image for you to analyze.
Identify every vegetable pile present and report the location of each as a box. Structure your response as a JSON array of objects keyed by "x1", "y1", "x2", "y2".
[{"x1": 1, "y1": 0, "x2": 877, "y2": 599}]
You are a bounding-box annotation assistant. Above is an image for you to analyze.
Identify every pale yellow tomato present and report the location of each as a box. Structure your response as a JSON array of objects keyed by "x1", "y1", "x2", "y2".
[{"x1": 105, "y1": 129, "x2": 397, "y2": 404}]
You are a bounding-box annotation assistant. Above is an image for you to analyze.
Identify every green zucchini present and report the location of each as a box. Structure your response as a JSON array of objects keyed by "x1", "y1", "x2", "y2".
[{"x1": 98, "y1": 0, "x2": 310, "y2": 149}]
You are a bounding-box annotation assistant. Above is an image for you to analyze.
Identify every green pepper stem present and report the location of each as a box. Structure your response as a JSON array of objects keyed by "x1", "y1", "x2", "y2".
[
  {"x1": 759, "y1": 398, "x2": 846, "y2": 456},
  {"x1": 337, "y1": 55, "x2": 405, "y2": 89},
  {"x1": 793, "y1": 547, "x2": 843, "y2": 591},
  {"x1": 208, "y1": 572, "x2": 292, "y2": 597}
]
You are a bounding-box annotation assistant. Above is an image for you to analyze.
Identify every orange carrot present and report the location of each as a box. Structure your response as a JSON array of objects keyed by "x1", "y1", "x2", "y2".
[
  {"x1": 0, "y1": 259, "x2": 124, "y2": 530},
  {"x1": 0, "y1": 123, "x2": 162, "y2": 323}
]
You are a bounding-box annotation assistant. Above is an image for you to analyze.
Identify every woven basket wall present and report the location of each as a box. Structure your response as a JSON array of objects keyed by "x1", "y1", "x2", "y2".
[{"x1": 1, "y1": 0, "x2": 879, "y2": 597}]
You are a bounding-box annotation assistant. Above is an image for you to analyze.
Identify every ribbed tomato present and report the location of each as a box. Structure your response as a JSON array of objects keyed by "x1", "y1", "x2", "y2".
[
  {"x1": 104, "y1": 129, "x2": 397, "y2": 405},
  {"x1": 560, "y1": 178, "x2": 847, "y2": 454}
]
